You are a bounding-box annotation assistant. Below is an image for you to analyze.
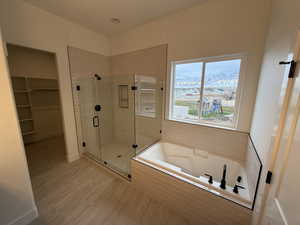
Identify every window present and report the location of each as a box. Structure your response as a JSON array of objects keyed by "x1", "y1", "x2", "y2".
[{"x1": 169, "y1": 55, "x2": 243, "y2": 129}]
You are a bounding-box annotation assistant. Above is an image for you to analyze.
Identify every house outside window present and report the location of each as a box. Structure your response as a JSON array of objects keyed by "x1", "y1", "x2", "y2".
[{"x1": 169, "y1": 54, "x2": 245, "y2": 129}]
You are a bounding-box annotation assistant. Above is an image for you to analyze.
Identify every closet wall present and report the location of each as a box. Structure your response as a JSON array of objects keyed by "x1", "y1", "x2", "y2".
[{"x1": 7, "y1": 44, "x2": 64, "y2": 144}]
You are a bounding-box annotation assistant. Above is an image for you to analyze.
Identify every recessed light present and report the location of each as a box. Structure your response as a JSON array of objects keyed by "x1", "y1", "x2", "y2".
[{"x1": 110, "y1": 18, "x2": 121, "y2": 24}]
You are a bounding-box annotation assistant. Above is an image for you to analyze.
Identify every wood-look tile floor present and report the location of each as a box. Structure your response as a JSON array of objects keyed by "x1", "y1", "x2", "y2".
[{"x1": 26, "y1": 137, "x2": 191, "y2": 225}]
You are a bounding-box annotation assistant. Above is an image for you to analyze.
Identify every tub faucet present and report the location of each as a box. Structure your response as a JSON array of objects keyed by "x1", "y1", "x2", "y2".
[
  {"x1": 220, "y1": 164, "x2": 227, "y2": 190},
  {"x1": 233, "y1": 185, "x2": 245, "y2": 194}
]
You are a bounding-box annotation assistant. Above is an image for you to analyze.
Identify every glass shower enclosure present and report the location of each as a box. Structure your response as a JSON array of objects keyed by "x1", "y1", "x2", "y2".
[{"x1": 72, "y1": 74, "x2": 162, "y2": 178}]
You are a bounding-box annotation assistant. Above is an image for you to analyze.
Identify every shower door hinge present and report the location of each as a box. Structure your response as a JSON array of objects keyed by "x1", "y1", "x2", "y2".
[
  {"x1": 95, "y1": 74, "x2": 101, "y2": 80},
  {"x1": 279, "y1": 60, "x2": 297, "y2": 78},
  {"x1": 82, "y1": 142, "x2": 86, "y2": 147},
  {"x1": 131, "y1": 86, "x2": 138, "y2": 91},
  {"x1": 266, "y1": 171, "x2": 273, "y2": 184},
  {"x1": 132, "y1": 144, "x2": 138, "y2": 149},
  {"x1": 76, "y1": 85, "x2": 80, "y2": 91}
]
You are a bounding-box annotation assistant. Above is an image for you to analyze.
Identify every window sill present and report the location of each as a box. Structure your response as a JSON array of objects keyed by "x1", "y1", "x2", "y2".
[{"x1": 167, "y1": 118, "x2": 247, "y2": 134}]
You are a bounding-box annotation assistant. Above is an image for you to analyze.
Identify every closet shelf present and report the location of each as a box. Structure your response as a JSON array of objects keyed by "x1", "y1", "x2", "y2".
[
  {"x1": 17, "y1": 105, "x2": 31, "y2": 108},
  {"x1": 14, "y1": 88, "x2": 59, "y2": 93},
  {"x1": 12, "y1": 76, "x2": 60, "y2": 144},
  {"x1": 30, "y1": 88, "x2": 59, "y2": 92},
  {"x1": 22, "y1": 131, "x2": 36, "y2": 136},
  {"x1": 32, "y1": 106, "x2": 60, "y2": 110},
  {"x1": 14, "y1": 90, "x2": 30, "y2": 93},
  {"x1": 20, "y1": 119, "x2": 33, "y2": 122}
]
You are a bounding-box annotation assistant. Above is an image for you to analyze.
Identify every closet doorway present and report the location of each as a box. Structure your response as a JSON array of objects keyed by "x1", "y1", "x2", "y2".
[{"x1": 6, "y1": 44, "x2": 67, "y2": 177}]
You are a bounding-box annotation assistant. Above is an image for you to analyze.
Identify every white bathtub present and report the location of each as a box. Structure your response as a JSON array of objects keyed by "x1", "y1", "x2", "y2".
[{"x1": 135, "y1": 141, "x2": 252, "y2": 208}]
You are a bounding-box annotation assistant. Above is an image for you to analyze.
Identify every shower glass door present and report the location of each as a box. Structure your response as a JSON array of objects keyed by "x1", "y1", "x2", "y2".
[
  {"x1": 73, "y1": 74, "x2": 162, "y2": 178},
  {"x1": 76, "y1": 76, "x2": 102, "y2": 160},
  {"x1": 98, "y1": 74, "x2": 136, "y2": 176}
]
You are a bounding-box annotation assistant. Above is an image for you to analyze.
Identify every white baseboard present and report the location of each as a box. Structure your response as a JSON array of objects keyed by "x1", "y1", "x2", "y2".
[
  {"x1": 67, "y1": 152, "x2": 80, "y2": 162},
  {"x1": 6, "y1": 207, "x2": 38, "y2": 225}
]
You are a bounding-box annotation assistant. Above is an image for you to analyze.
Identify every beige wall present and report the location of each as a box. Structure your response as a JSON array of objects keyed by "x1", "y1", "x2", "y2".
[
  {"x1": 163, "y1": 121, "x2": 248, "y2": 162},
  {"x1": 250, "y1": 0, "x2": 300, "y2": 223},
  {"x1": 68, "y1": 46, "x2": 110, "y2": 78},
  {"x1": 111, "y1": 45, "x2": 167, "y2": 78},
  {"x1": 0, "y1": 30, "x2": 37, "y2": 225},
  {"x1": 0, "y1": 0, "x2": 111, "y2": 162},
  {"x1": 7, "y1": 44, "x2": 58, "y2": 78},
  {"x1": 111, "y1": 0, "x2": 271, "y2": 133}
]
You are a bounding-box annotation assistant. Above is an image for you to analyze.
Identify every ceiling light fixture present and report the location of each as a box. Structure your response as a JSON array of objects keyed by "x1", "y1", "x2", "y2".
[{"x1": 110, "y1": 18, "x2": 121, "y2": 24}]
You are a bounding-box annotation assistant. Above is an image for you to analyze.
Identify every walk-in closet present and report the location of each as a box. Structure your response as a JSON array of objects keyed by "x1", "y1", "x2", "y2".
[{"x1": 7, "y1": 44, "x2": 66, "y2": 175}]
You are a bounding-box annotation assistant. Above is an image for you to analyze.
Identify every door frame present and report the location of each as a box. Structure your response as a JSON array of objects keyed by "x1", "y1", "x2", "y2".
[
  {"x1": 5, "y1": 42, "x2": 69, "y2": 160},
  {"x1": 255, "y1": 30, "x2": 300, "y2": 225}
]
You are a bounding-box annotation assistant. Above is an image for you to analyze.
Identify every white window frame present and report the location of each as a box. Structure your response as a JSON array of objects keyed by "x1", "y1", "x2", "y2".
[{"x1": 168, "y1": 54, "x2": 246, "y2": 130}]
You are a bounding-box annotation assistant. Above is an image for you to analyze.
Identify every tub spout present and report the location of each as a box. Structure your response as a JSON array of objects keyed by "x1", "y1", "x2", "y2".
[{"x1": 220, "y1": 164, "x2": 227, "y2": 190}]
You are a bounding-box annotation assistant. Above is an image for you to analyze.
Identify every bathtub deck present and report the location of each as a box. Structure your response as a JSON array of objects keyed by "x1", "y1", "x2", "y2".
[
  {"x1": 132, "y1": 159, "x2": 252, "y2": 225},
  {"x1": 136, "y1": 141, "x2": 253, "y2": 207}
]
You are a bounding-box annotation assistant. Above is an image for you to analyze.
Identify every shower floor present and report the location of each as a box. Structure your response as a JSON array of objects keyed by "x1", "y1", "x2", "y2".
[
  {"x1": 83, "y1": 141, "x2": 136, "y2": 176},
  {"x1": 101, "y1": 142, "x2": 135, "y2": 175}
]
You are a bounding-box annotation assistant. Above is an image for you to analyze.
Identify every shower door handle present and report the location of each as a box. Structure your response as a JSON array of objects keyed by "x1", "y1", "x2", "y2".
[{"x1": 93, "y1": 116, "x2": 99, "y2": 127}]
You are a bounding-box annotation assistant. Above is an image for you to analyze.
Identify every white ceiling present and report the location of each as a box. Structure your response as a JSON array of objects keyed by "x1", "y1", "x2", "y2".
[{"x1": 23, "y1": 0, "x2": 204, "y2": 36}]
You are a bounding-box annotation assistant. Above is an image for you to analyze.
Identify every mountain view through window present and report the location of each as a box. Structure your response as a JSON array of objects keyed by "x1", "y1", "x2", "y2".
[{"x1": 171, "y1": 58, "x2": 242, "y2": 128}]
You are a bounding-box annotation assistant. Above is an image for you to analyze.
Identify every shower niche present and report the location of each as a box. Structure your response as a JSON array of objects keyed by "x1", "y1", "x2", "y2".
[{"x1": 72, "y1": 74, "x2": 163, "y2": 178}]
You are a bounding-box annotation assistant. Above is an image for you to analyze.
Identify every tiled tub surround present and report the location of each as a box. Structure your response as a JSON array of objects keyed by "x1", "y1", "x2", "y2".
[{"x1": 132, "y1": 136, "x2": 261, "y2": 225}]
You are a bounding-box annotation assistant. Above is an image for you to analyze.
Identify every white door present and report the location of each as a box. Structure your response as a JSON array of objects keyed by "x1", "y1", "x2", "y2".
[{"x1": 259, "y1": 31, "x2": 300, "y2": 225}]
